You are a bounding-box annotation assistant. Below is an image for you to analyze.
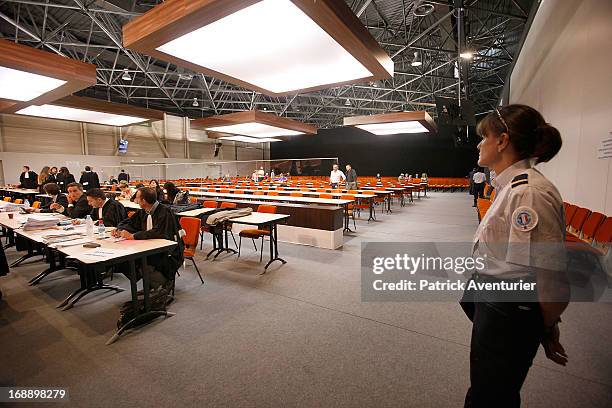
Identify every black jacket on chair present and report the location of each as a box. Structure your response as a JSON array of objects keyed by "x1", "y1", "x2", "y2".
[
  {"x1": 39, "y1": 194, "x2": 69, "y2": 213},
  {"x1": 90, "y1": 199, "x2": 127, "y2": 227},
  {"x1": 79, "y1": 171, "x2": 100, "y2": 190},
  {"x1": 19, "y1": 171, "x2": 38, "y2": 189}
]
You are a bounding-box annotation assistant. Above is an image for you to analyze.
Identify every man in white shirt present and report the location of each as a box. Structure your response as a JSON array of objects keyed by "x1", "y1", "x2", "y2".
[
  {"x1": 329, "y1": 164, "x2": 346, "y2": 188},
  {"x1": 472, "y1": 168, "x2": 487, "y2": 207}
]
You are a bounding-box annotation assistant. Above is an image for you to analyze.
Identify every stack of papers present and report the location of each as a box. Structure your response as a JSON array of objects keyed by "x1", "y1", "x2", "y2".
[
  {"x1": 0, "y1": 201, "x2": 26, "y2": 213},
  {"x1": 42, "y1": 231, "x2": 85, "y2": 245},
  {"x1": 23, "y1": 215, "x2": 61, "y2": 231}
]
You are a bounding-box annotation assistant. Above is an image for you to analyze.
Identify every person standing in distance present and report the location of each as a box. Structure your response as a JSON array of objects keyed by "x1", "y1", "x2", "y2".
[
  {"x1": 79, "y1": 165, "x2": 100, "y2": 190},
  {"x1": 329, "y1": 164, "x2": 346, "y2": 189},
  {"x1": 471, "y1": 167, "x2": 486, "y2": 207},
  {"x1": 464, "y1": 104, "x2": 568, "y2": 408},
  {"x1": 345, "y1": 164, "x2": 358, "y2": 190},
  {"x1": 117, "y1": 169, "x2": 130, "y2": 183},
  {"x1": 18, "y1": 166, "x2": 38, "y2": 189}
]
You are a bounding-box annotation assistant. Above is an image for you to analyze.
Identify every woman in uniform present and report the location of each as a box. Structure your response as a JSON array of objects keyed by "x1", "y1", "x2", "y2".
[{"x1": 464, "y1": 104, "x2": 569, "y2": 408}]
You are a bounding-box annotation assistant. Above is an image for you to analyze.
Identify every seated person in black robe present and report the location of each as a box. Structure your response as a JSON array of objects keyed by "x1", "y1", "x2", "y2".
[
  {"x1": 50, "y1": 182, "x2": 92, "y2": 219},
  {"x1": 27, "y1": 183, "x2": 68, "y2": 213},
  {"x1": 114, "y1": 187, "x2": 184, "y2": 286},
  {"x1": 82, "y1": 188, "x2": 127, "y2": 227},
  {"x1": 112, "y1": 188, "x2": 184, "y2": 322}
]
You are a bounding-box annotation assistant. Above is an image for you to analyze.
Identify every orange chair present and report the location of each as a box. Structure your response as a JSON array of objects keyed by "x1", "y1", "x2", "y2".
[
  {"x1": 189, "y1": 197, "x2": 198, "y2": 204},
  {"x1": 568, "y1": 207, "x2": 591, "y2": 237},
  {"x1": 319, "y1": 193, "x2": 333, "y2": 199},
  {"x1": 290, "y1": 192, "x2": 303, "y2": 197},
  {"x1": 341, "y1": 194, "x2": 357, "y2": 230},
  {"x1": 268, "y1": 191, "x2": 279, "y2": 196},
  {"x1": 203, "y1": 200, "x2": 218, "y2": 208},
  {"x1": 565, "y1": 204, "x2": 578, "y2": 229},
  {"x1": 254, "y1": 191, "x2": 265, "y2": 195},
  {"x1": 31, "y1": 201, "x2": 41, "y2": 209},
  {"x1": 316, "y1": 188, "x2": 327, "y2": 192},
  {"x1": 238, "y1": 204, "x2": 277, "y2": 262},
  {"x1": 566, "y1": 212, "x2": 605, "y2": 244},
  {"x1": 3, "y1": 197, "x2": 11, "y2": 202},
  {"x1": 127, "y1": 210, "x2": 137, "y2": 218},
  {"x1": 179, "y1": 217, "x2": 204, "y2": 284},
  {"x1": 14, "y1": 199, "x2": 23, "y2": 204}
]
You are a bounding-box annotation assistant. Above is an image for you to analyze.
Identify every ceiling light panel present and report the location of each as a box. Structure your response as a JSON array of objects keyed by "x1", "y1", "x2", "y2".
[
  {"x1": 124, "y1": 0, "x2": 394, "y2": 96},
  {"x1": 355, "y1": 121, "x2": 428, "y2": 135},
  {"x1": 208, "y1": 123, "x2": 304, "y2": 138},
  {"x1": 157, "y1": 1, "x2": 371, "y2": 94},
  {"x1": 16, "y1": 105, "x2": 148, "y2": 126},
  {"x1": 220, "y1": 135, "x2": 282, "y2": 143},
  {"x1": 0, "y1": 67, "x2": 66, "y2": 102}
]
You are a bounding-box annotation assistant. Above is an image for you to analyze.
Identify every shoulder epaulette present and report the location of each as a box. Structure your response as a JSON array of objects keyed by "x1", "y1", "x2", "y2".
[{"x1": 511, "y1": 173, "x2": 528, "y2": 188}]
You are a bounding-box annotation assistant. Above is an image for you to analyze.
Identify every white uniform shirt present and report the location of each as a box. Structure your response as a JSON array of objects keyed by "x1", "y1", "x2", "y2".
[
  {"x1": 473, "y1": 159, "x2": 566, "y2": 277},
  {"x1": 472, "y1": 172, "x2": 486, "y2": 184},
  {"x1": 330, "y1": 170, "x2": 346, "y2": 183}
]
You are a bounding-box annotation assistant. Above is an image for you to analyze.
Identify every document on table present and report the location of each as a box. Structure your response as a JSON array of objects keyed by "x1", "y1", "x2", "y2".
[
  {"x1": 79, "y1": 248, "x2": 131, "y2": 261},
  {"x1": 49, "y1": 238, "x2": 93, "y2": 248}
]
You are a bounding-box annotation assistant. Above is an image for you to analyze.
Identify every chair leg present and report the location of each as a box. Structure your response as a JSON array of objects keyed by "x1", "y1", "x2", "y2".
[
  {"x1": 259, "y1": 236, "x2": 264, "y2": 263},
  {"x1": 252, "y1": 238, "x2": 257, "y2": 251},
  {"x1": 238, "y1": 236, "x2": 242, "y2": 258},
  {"x1": 229, "y1": 231, "x2": 237, "y2": 248},
  {"x1": 191, "y1": 258, "x2": 204, "y2": 284},
  {"x1": 199, "y1": 232, "x2": 204, "y2": 250}
]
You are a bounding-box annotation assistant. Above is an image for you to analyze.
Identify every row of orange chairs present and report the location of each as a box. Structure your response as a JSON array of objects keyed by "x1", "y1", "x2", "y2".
[
  {"x1": 564, "y1": 203, "x2": 612, "y2": 256},
  {"x1": 2, "y1": 197, "x2": 40, "y2": 208}
]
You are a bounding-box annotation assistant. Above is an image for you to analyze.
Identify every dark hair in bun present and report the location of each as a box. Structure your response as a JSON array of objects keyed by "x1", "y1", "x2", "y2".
[{"x1": 476, "y1": 104, "x2": 562, "y2": 163}]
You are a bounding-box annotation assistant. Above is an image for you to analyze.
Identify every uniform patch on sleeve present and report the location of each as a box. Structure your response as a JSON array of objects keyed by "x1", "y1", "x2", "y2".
[
  {"x1": 511, "y1": 206, "x2": 538, "y2": 232},
  {"x1": 511, "y1": 173, "x2": 528, "y2": 188}
]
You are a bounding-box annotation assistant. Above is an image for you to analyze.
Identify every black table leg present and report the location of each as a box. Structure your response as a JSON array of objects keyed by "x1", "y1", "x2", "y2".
[
  {"x1": 28, "y1": 248, "x2": 65, "y2": 285},
  {"x1": 367, "y1": 198, "x2": 375, "y2": 221},
  {"x1": 107, "y1": 257, "x2": 175, "y2": 345},
  {"x1": 61, "y1": 265, "x2": 125, "y2": 310},
  {"x1": 343, "y1": 204, "x2": 354, "y2": 233},
  {"x1": 10, "y1": 239, "x2": 43, "y2": 267},
  {"x1": 263, "y1": 222, "x2": 286, "y2": 272}
]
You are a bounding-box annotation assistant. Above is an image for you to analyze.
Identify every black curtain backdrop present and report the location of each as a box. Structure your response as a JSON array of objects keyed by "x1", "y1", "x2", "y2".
[{"x1": 270, "y1": 127, "x2": 479, "y2": 177}]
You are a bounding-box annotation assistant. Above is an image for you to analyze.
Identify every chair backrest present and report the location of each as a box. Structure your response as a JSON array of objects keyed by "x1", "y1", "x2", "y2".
[
  {"x1": 565, "y1": 204, "x2": 578, "y2": 227},
  {"x1": 579, "y1": 212, "x2": 605, "y2": 241},
  {"x1": 14, "y1": 199, "x2": 23, "y2": 204},
  {"x1": 189, "y1": 197, "x2": 198, "y2": 203},
  {"x1": 489, "y1": 189, "x2": 496, "y2": 201},
  {"x1": 348, "y1": 190, "x2": 359, "y2": 194},
  {"x1": 267, "y1": 191, "x2": 279, "y2": 196},
  {"x1": 570, "y1": 207, "x2": 591, "y2": 233},
  {"x1": 254, "y1": 191, "x2": 265, "y2": 195},
  {"x1": 319, "y1": 193, "x2": 333, "y2": 199},
  {"x1": 220, "y1": 202, "x2": 237, "y2": 209},
  {"x1": 340, "y1": 194, "x2": 355, "y2": 200},
  {"x1": 203, "y1": 200, "x2": 218, "y2": 208},
  {"x1": 220, "y1": 189, "x2": 230, "y2": 193},
  {"x1": 257, "y1": 204, "x2": 277, "y2": 214},
  {"x1": 290, "y1": 192, "x2": 303, "y2": 197},
  {"x1": 316, "y1": 188, "x2": 326, "y2": 192},
  {"x1": 593, "y1": 217, "x2": 612, "y2": 244},
  {"x1": 3, "y1": 197, "x2": 10, "y2": 202},
  {"x1": 301, "y1": 188, "x2": 310, "y2": 191},
  {"x1": 179, "y1": 216, "x2": 201, "y2": 248},
  {"x1": 32, "y1": 201, "x2": 41, "y2": 209}
]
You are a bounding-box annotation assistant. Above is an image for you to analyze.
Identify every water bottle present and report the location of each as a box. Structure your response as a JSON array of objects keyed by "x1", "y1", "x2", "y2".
[
  {"x1": 85, "y1": 215, "x2": 94, "y2": 238},
  {"x1": 97, "y1": 221, "x2": 105, "y2": 238}
]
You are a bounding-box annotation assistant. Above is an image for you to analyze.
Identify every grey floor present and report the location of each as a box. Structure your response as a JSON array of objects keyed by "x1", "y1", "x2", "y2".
[{"x1": 1, "y1": 192, "x2": 611, "y2": 408}]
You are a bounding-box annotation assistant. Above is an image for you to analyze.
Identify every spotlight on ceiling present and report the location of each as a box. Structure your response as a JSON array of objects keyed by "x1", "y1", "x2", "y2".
[
  {"x1": 460, "y1": 51, "x2": 474, "y2": 59},
  {"x1": 121, "y1": 68, "x2": 132, "y2": 81},
  {"x1": 192, "y1": 97, "x2": 199, "y2": 107},
  {"x1": 411, "y1": 52, "x2": 422, "y2": 67},
  {"x1": 344, "y1": 98, "x2": 351, "y2": 106}
]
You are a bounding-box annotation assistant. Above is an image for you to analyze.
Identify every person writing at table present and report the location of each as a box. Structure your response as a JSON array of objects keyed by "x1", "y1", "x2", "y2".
[
  {"x1": 74, "y1": 188, "x2": 126, "y2": 227},
  {"x1": 329, "y1": 164, "x2": 346, "y2": 189},
  {"x1": 50, "y1": 182, "x2": 92, "y2": 218},
  {"x1": 112, "y1": 187, "x2": 184, "y2": 326},
  {"x1": 27, "y1": 183, "x2": 68, "y2": 213},
  {"x1": 118, "y1": 181, "x2": 134, "y2": 200}
]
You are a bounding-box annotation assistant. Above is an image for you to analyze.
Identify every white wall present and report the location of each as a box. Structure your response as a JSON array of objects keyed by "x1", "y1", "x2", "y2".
[
  {"x1": 0, "y1": 112, "x2": 268, "y2": 184},
  {"x1": 510, "y1": 0, "x2": 612, "y2": 214}
]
